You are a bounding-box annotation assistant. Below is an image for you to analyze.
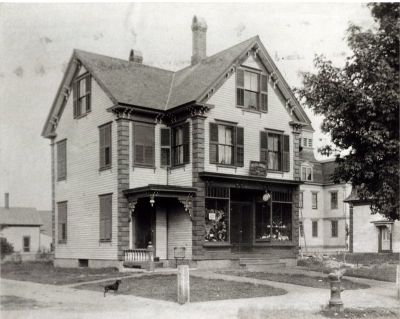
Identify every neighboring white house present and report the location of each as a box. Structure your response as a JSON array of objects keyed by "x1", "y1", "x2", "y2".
[
  {"x1": 0, "y1": 193, "x2": 52, "y2": 256},
  {"x1": 345, "y1": 189, "x2": 400, "y2": 253}
]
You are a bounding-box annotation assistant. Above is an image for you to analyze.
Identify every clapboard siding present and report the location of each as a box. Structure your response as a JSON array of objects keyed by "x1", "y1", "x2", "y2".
[
  {"x1": 155, "y1": 207, "x2": 167, "y2": 259},
  {"x1": 167, "y1": 205, "x2": 192, "y2": 260},
  {"x1": 204, "y1": 56, "x2": 294, "y2": 180},
  {"x1": 54, "y1": 78, "x2": 118, "y2": 260}
]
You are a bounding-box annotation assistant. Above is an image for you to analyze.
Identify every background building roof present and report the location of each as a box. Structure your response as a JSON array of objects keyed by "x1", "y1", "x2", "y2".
[{"x1": 0, "y1": 207, "x2": 43, "y2": 226}]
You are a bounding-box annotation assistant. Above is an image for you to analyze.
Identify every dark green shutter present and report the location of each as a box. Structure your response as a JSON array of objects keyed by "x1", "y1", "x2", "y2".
[
  {"x1": 236, "y1": 69, "x2": 244, "y2": 107},
  {"x1": 183, "y1": 122, "x2": 190, "y2": 164},
  {"x1": 73, "y1": 81, "x2": 78, "y2": 118},
  {"x1": 282, "y1": 134, "x2": 290, "y2": 172},
  {"x1": 260, "y1": 131, "x2": 268, "y2": 162},
  {"x1": 160, "y1": 128, "x2": 171, "y2": 166},
  {"x1": 209, "y1": 123, "x2": 218, "y2": 164},
  {"x1": 236, "y1": 127, "x2": 244, "y2": 167},
  {"x1": 260, "y1": 74, "x2": 268, "y2": 112},
  {"x1": 86, "y1": 75, "x2": 91, "y2": 112}
]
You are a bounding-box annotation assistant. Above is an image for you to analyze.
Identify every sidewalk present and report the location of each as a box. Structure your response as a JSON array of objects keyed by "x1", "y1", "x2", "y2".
[{"x1": 1, "y1": 269, "x2": 399, "y2": 319}]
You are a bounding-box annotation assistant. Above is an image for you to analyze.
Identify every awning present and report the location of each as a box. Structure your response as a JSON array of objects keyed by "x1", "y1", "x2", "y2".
[{"x1": 123, "y1": 184, "x2": 197, "y2": 219}]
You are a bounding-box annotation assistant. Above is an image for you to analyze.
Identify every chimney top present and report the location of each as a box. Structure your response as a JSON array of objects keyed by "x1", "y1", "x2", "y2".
[
  {"x1": 129, "y1": 49, "x2": 143, "y2": 64},
  {"x1": 4, "y1": 193, "x2": 9, "y2": 209},
  {"x1": 191, "y1": 15, "x2": 207, "y2": 65},
  {"x1": 191, "y1": 15, "x2": 207, "y2": 32}
]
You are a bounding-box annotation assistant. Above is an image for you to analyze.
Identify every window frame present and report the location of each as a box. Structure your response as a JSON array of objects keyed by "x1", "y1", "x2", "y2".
[
  {"x1": 331, "y1": 191, "x2": 338, "y2": 209},
  {"x1": 236, "y1": 67, "x2": 268, "y2": 112},
  {"x1": 312, "y1": 220, "x2": 318, "y2": 237},
  {"x1": 171, "y1": 122, "x2": 190, "y2": 167},
  {"x1": 57, "y1": 201, "x2": 68, "y2": 243},
  {"x1": 99, "y1": 122, "x2": 112, "y2": 170},
  {"x1": 299, "y1": 192, "x2": 304, "y2": 209},
  {"x1": 56, "y1": 139, "x2": 67, "y2": 181},
  {"x1": 23, "y1": 236, "x2": 30, "y2": 252},
  {"x1": 301, "y1": 165, "x2": 313, "y2": 181},
  {"x1": 312, "y1": 192, "x2": 318, "y2": 209},
  {"x1": 331, "y1": 220, "x2": 338, "y2": 238},
  {"x1": 133, "y1": 122, "x2": 155, "y2": 168},
  {"x1": 260, "y1": 130, "x2": 290, "y2": 172},
  {"x1": 73, "y1": 73, "x2": 91, "y2": 118},
  {"x1": 99, "y1": 193, "x2": 112, "y2": 242}
]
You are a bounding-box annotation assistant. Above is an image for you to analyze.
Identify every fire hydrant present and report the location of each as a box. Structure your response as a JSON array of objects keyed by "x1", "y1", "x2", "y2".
[{"x1": 328, "y1": 270, "x2": 345, "y2": 312}]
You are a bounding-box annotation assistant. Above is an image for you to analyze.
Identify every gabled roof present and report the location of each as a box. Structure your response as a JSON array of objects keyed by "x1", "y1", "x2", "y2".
[
  {"x1": 0, "y1": 207, "x2": 43, "y2": 226},
  {"x1": 42, "y1": 35, "x2": 313, "y2": 138},
  {"x1": 75, "y1": 50, "x2": 174, "y2": 110}
]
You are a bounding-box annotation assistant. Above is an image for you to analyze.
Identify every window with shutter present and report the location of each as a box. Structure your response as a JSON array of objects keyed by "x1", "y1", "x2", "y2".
[
  {"x1": 236, "y1": 68, "x2": 268, "y2": 111},
  {"x1": 133, "y1": 123, "x2": 155, "y2": 167},
  {"x1": 73, "y1": 73, "x2": 91, "y2": 118},
  {"x1": 99, "y1": 123, "x2": 112, "y2": 170},
  {"x1": 160, "y1": 128, "x2": 171, "y2": 166},
  {"x1": 209, "y1": 122, "x2": 243, "y2": 167},
  {"x1": 172, "y1": 123, "x2": 190, "y2": 166},
  {"x1": 260, "y1": 131, "x2": 290, "y2": 172},
  {"x1": 57, "y1": 201, "x2": 67, "y2": 242},
  {"x1": 99, "y1": 194, "x2": 112, "y2": 241},
  {"x1": 57, "y1": 139, "x2": 67, "y2": 181}
]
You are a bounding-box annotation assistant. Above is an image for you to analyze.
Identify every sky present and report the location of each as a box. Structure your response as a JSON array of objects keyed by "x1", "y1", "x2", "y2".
[{"x1": 0, "y1": 2, "x2": 374, "y2": 210}]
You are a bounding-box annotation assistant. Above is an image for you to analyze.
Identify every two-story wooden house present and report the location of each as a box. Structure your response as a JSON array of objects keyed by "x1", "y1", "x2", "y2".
[{"x1": 42, "y1": 16, "x2": 313, "y2": 269}]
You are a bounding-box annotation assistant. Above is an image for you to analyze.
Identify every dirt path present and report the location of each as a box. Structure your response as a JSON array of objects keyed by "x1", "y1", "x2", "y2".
[{"x1": 1, "y1": 270, "x2": 399, "y2": 319}]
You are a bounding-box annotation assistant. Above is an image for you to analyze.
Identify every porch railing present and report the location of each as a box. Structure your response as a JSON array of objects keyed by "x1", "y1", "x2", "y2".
[{"x1": 124, "y1": 243, "x2": 154, "y2": 262}]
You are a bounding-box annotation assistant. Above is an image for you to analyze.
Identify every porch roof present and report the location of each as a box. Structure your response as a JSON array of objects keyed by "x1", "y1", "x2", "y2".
[
  {"x1": 123, "y1": 184, "x2": 197, "y2": 198},
  {"x1": 199, "y1": 171, "x2": 303, "y2": 186},
  {"x1": 371, "y1": 220, "x2": 394, "y2": 226}
]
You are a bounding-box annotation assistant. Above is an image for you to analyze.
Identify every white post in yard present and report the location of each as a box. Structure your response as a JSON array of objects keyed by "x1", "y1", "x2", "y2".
[
  {"x1": 397, "y1": 264, "x2": 400, "y2": 300},
  {"x1": 177, "y1": 265, "x2": 190, "y2": 304}
]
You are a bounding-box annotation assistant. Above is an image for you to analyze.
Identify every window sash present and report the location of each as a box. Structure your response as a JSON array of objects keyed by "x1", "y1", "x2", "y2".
[
  {"x1": 74, "y1": 74, "x2": 91, "y2": 117},
  {"x1": 57, "y1": 140, "x2": 67, "y2": 181},
  {"x1": 133, "y1": 123, "x2": 155, "y2": 166},
  {"x1": 260, "y1": 131, "x2": 289, "y2": 172},
  {"x1": 312, "y1": 193, "x2": 318, "y2": 209},
  {"x1": 23, "y1": 236, "x2": 30, "y2": 252},
  {"x1": 331, "y1": 220, "x2": 338, "y2": 237},
  {"x1": 331, "y1": 192, "x2": 338, "y2": 209},
  {"x1": 172, "y1": 123, "x2": 189, "y2": 166}
]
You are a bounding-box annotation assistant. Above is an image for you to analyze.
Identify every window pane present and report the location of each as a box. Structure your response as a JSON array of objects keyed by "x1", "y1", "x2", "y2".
[
  {"x1": 256, "y1": 202, "x2": 271, "y2": 240},
  {"x1": 79, "y1": 78, "x2": 86, "y2": 97},
  {"x1": 205, "y1": 198, "x2": 228, "y2": 242},
  {"x1": 271, "y1": 203, "x2": 292, "y2": 241},
  {"x1": 244, "y1": 91, "x2": 258, "y2": 109}
]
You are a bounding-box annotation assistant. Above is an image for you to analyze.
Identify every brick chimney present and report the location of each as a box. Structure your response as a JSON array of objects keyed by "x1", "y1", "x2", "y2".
[
  {"x1": 4, "y1": 193, "x2": 9, "y2": 209},
  {"x1": 129, "y1": 49, "x2": 143, "y2": 63},
  {"x1": 191, "y1": 15, "x2": 207, "y2": 65}
]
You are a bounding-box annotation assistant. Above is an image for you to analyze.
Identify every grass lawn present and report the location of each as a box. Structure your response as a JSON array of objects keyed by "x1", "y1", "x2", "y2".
[
  {"x1": 219, "y1": 271, "x2": 370, "y2": 290},
  {"x1": 76, "y1": 274, "x2": 287, "y2": 302},
  {"x1": 0, "y1": 261, "x2": 130, "y2": 285},
  {"x1": 298, "y1": 260, "x2": 397, "y2": 283}
]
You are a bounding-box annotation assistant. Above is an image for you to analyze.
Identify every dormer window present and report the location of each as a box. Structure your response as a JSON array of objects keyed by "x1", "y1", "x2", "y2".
[
  {"x1": 236, "y1": 68, "x2": 268, "y2": 112},
  {"x1": 73, "y1": 73, "x2": 91, "y2": 118},
  {"x1": 301, "y1": 164, "x2": 313, "y2": 181}
]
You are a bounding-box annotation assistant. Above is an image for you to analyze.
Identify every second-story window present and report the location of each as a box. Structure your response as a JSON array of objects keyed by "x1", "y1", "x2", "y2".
[
  {"x1": 312, "y1": 192, "x2": 318, "y2": 209},
  {"x1": 236, "y1": 68, "x2": 268, "y2": 112},
  {"x1": 99, "y1": 123, "x2": 112, "y2": 170},
  {"x1": 331, "y1": 191, "x2": 338, "y2": 209},
  {"x1": 73, "y1": 73, "x2": 91, "y2": 118},
  {"x1": 172, "y1": 123, "x2": 190, "y2": 166},
  {"x1": 299, "y1": 192, "x2": 303, "y2": 208},
  {"x1": 301, "y1": 165, "x2": 313, "y2": 181},
  {"x1": 260, "y1": 131, "x2": 290, "y2": 172},
  {"x1": 209, "y1": 123, "x2": 244, "y2": 167},
  {"x1": 133, "y1": 123, "x2": 155, "y2": 167}
]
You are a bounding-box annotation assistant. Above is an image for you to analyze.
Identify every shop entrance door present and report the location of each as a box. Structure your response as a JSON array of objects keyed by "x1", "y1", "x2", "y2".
[{"x1": 230, "y1": 202, "x2": 253, "y2": 250}]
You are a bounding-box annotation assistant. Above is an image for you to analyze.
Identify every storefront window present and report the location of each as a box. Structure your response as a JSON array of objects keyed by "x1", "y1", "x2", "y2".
[
  {"x1": 255, "y1": 191, "x2": 292, "y2": 242},
  {"x1": 205, "y1": 198, "x2": 228, "y2": 242}
]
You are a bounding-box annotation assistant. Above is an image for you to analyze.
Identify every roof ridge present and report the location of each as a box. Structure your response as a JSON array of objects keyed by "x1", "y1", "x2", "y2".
[{"x1": 74, "y1": 49, "x2": 174, "y2": 74}]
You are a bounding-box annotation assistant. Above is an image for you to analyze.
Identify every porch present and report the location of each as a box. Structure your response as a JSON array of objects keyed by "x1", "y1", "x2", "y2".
[{"x1": 122, "y1": 184, "x2": 196, "y2": 268}]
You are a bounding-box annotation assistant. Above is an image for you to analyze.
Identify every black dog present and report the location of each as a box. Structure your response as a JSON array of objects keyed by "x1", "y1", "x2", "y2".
[{"x1": 104, "y1": 280, "x2": 121, "y2": 297}]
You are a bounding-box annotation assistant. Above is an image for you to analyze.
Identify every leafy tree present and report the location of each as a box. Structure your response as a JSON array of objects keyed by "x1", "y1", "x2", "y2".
[
  {"x1": 0, "y1": 237, "x2": 14, "y2": 258},
  {"x1": 298, "y1": 3, "x2": 399, "y2": 220}
]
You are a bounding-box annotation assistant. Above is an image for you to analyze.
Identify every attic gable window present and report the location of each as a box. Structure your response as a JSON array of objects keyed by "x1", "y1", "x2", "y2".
[
  {"x1": 236, "y1": 68, "x2": 268, "y2": 112},
  {"x1": 73, "y1": 73, "x2": 91, "y2": 118}
]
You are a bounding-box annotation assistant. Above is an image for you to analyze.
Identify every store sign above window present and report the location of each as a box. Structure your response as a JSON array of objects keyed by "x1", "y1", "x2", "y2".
[{"x1": 249, "y1": 161, "x2": 267, "y2": 177}]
